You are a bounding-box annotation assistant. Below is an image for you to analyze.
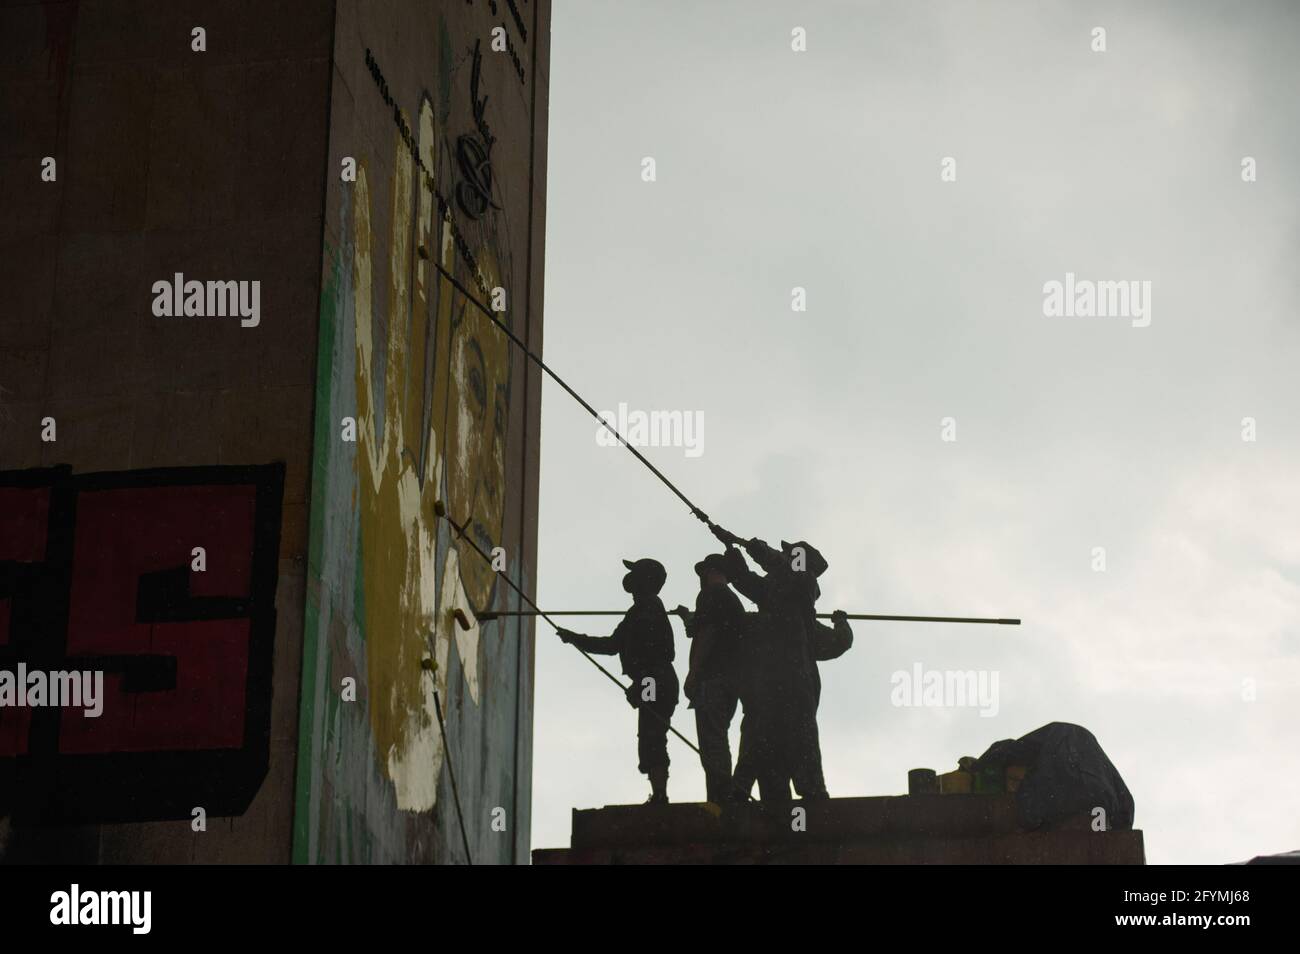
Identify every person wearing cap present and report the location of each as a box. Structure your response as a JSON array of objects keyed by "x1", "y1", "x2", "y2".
[
  {"x1": 556, "y1": 558, "x2": 679, "y2": 805},
  {"x1": 675, "y1": 553, "x2": 746, "y2": 804}
]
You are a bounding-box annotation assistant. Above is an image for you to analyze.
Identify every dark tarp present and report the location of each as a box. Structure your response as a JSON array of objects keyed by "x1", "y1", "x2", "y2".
[{"x1": 975, "y1": 722, "x2": 1135, "y2": 831}]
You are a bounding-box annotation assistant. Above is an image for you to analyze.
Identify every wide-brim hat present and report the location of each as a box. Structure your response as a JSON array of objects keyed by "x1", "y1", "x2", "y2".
[
  {"x1": 693, "y1": 553, "x2": 730, "y2": 579},
  {"x1": 779, "y1": 540, "x2": 828, "y2": 577}
]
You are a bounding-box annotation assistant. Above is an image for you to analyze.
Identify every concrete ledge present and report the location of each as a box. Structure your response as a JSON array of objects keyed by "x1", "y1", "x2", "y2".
[
  {"x1": 573, "y1": 795, "x2": 1027, "y2": 848},
  {"x1": 536, "y1": 796, "x2": 1146, "y2": 865},
  {"x1": 535, "y1": 830, "x2": 1145, "y2": 865}
]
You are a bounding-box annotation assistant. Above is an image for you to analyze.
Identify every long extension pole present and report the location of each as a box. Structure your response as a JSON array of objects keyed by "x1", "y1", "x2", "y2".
[
  {"x1": 478, "y1": 610, "x2": 1021, "y2": 625},
  {"x1": 435, "y1": 262, "x2": 711, "y2": 525},
  {"x1": 433, "y1": 502, "x2": 702, "y2": 757}
]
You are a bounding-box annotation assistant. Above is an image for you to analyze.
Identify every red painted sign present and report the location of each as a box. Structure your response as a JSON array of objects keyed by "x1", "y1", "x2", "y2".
[{"x1": 0, "y1": 464, "x2": 283, "y2": 823}]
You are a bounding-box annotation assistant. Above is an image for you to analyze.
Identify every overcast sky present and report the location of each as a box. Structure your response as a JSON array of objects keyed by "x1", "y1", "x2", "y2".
[{"x1": 532, "y1": 0, "x2": 1299, "y2": 864}]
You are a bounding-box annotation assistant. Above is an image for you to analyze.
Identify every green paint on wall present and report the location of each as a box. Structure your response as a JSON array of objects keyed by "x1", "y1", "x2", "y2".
[{"x1": 293, "y1": 246, "x2": 342, "y2": 865}]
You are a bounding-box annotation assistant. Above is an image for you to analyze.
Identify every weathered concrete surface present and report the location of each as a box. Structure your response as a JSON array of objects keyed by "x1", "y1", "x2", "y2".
[
  {"x1": 534, "y1": 796, "x2": 1146, "y2": 865},
  {"x1": 1, "y1": 0, "x2": 547, "y2": 865},
  {"x1": 0, "y1": 0, "x2": 333, "y2": 864}
]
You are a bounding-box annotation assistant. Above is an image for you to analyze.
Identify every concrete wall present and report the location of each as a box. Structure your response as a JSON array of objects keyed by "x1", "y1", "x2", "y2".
[
  {"x1": 535, "y1": 797, "x2": 1146, "y2": 865},
  {"x1": 0, "y1": 0, "x2": 544, "y2": 866},
  {"x1": 0, "y1": 0, "x2": 335, "y2": 862},
  {"x1": 291, "y1": 0, "x2": 549, "y2": 864}
]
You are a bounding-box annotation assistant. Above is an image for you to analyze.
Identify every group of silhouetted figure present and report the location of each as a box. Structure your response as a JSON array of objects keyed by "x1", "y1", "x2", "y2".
[{"x1": 556, "y1": 523, "x2": 853, "y2": 806}]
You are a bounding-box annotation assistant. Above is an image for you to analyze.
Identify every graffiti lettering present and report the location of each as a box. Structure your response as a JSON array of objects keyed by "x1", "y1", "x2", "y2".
[
  {"x1": 456, "y1": 134, "x2": 497, "y2": 219},
  {"x1": 505, "y1": 0, "x2": 528, "y2": 44},
  {"x1": 0, "y1": 464, "x2": 284, "y2": 824},
  {"x1": 457, "y1": 40, "x2": 501, "y2": 220},
  {"x1": 363, "y1": 46, "x2": 492, "y2": 295}
]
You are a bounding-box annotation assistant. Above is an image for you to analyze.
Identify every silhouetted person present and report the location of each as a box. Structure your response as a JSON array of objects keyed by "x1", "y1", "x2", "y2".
[
  {"x1": 557, "y1": 558, "x2": 679, "y2": 805},
  {"x1": 675, "y1": 553, "x2": 745, "y2": 804},
  {"x1": 731, "y1": 606, "x2": 853, "y2": 802},
  {"x1": 714, "y1": 527, "x2": 851, "y2": 801},
  {"x1": 799, "y1": 608, "x2": 853, "y2": 795},
  {"x1": 728, "y1": 603, "x2": 803, "y2": 803}
]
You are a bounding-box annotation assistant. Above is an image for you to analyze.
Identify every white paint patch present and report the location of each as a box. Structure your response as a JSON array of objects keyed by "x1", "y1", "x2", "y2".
[
  {"x1": 384, "y1": 445, "x2": 482, "y2": 811},
  {"x1": 387, "y1": 665, "x2": 443, "y2": 813}
]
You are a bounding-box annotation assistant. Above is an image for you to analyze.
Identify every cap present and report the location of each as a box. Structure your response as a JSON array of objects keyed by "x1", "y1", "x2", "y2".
[{"x1": 622, "y1": 557, "x2": 667, "y2": 592}]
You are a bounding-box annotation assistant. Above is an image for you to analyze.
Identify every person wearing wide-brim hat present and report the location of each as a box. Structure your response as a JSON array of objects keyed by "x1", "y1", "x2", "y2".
[
  {"x1": 674, "y1": 552, "x2": 746, "y2": 804},
  {"x1": 558, "y1": 558, "x2": 679, "y2": 804},
  {"x1": 708, "y1": 523, "x2": 851, "y2": 802}
]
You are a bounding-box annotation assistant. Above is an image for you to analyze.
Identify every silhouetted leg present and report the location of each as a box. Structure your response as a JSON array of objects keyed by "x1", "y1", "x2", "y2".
[
  {"x1": 757, "y1": 769, "x2": 791, "y2": 805},
  {"x1": 792, "y1": 710, "x2": 829, "y2": 799},
  {"x1": 731, "y1": 705, "x2": 757, "y2": 800},
  {"x1": 694, "y1": 678, "x2": 739, "y2": 803},
  {"x1": 638, "y1": 698, "x2": 674, "y2": 804}
]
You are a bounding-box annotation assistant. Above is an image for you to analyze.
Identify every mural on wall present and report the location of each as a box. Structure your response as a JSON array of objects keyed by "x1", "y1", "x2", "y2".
[
  {"x1": 295, "y1": 8, "x2": 533, "y2": 864},
  {"x1": 349, "y1": 118, "x2": 512, "y2": 812},
  {"x1": 0, "y1": 463, "x2": 284, "y2": 825}
]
